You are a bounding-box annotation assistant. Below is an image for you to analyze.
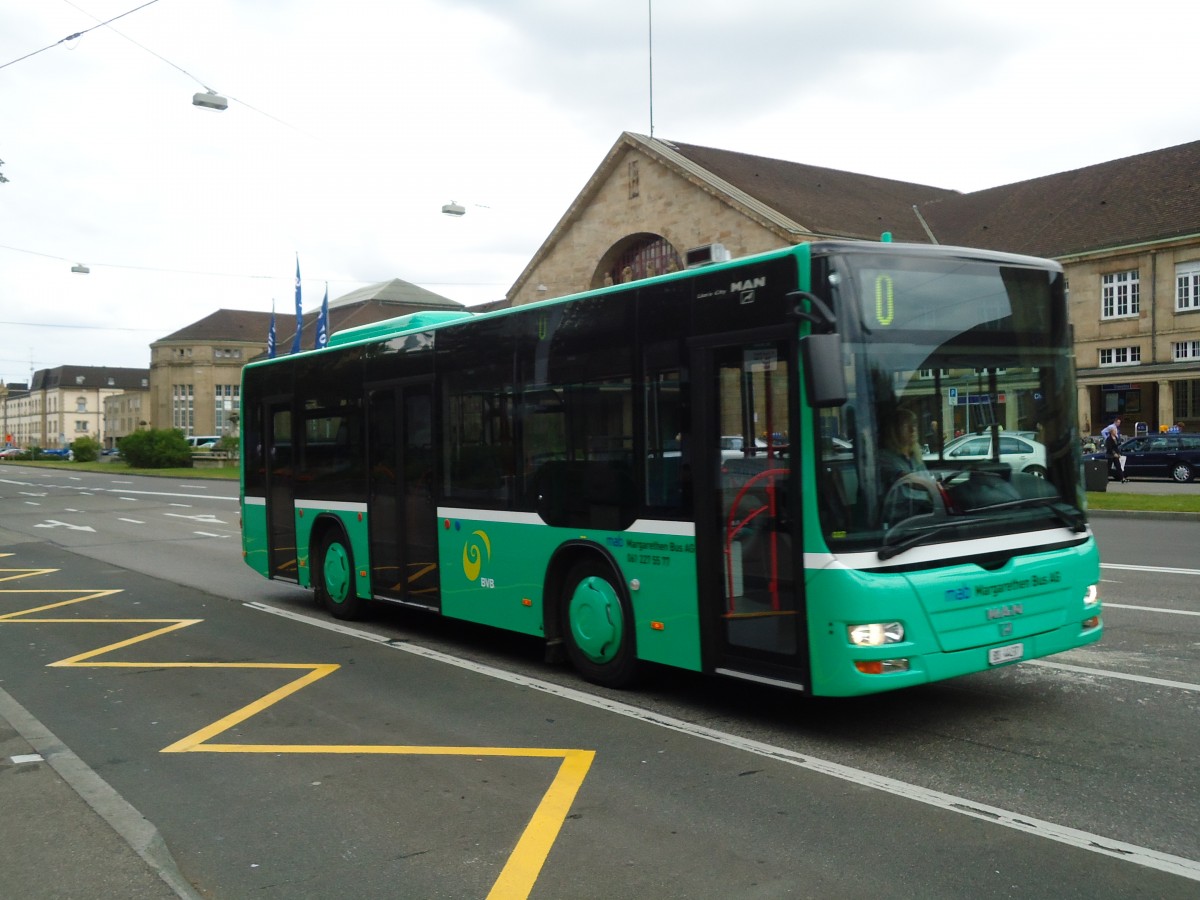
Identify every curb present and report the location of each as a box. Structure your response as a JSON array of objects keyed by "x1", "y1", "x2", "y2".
[{"x1": 0, "y1": 687, "x2": 202, "y2": 900}]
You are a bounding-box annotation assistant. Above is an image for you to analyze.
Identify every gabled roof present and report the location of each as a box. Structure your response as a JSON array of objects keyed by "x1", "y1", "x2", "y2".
[
  {"x1": 918, "y1": 140, "x2": 1200, "y2": 258},
  {"x1": 328, "y1": 278, "x2": 463, "y2": 311},
  {"x1": 511, "y1": 132, "x2": 1200, "y2": 302},
  {"x1": 155, "y1": 309, "x2": 274, "y2": 344},
  {"x1": 31, "y1": 366, "x2": 149, "y2": 391},
  {"x1": 154, "y1": 279, "x2": 463, "y2": 352},
  {"x1": 658, "y1": 137, "x2": 959, "y2": 242},
  {"x1": 509, "y1": 131, "x2": 960, "y2": 297}
]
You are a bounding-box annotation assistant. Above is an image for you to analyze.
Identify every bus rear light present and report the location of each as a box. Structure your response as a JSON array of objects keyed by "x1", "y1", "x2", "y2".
[
  {"x1": 854, "y1": 658, "x2": 910, "y2": 675},
  {"x1": 847, "y1": 622, "x2": 904, "y2": 646}
]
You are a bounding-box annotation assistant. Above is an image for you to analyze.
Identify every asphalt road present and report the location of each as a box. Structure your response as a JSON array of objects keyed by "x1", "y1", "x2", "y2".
[{"x1": 1, "y1": 466, "x2": 1198, "y2": 898}]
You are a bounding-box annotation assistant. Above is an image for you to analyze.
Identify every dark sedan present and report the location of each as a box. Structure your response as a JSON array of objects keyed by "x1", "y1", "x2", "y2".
[{"x1": 1086, "y1": 433, "x2": 1200, "y2": 483}]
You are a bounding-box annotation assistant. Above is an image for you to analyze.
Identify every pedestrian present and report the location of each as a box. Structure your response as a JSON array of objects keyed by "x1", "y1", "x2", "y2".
[{"x1": 1101, "y1": 416, "x2": 1126, "y2": 482}]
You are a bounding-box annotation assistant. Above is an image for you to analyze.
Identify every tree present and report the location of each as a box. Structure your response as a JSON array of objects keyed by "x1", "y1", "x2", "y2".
[{"x1": 0, "y1": 159, "x2": 8, "y2": 184}]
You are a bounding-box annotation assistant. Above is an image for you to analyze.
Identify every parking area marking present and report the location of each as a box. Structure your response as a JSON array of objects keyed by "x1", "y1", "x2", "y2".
[
  {"x1": 0, "y1": 561, "x2": 595, "y2": 899},
  {"x1": 248, "y1": 602, "x2": 1200, "y2": 885}
]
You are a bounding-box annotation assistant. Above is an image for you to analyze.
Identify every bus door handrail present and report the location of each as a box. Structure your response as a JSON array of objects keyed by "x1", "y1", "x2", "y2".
[{"x1": 724, "y1": 466, "x2": 787, "y2": 613}]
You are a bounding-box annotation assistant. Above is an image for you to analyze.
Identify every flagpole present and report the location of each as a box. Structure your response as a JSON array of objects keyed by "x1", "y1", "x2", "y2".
[{"x1": 290, "y1": 254, "x2": 303, "y2": 355}]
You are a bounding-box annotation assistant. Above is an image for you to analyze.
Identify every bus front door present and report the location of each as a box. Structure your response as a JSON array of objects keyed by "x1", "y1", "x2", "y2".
[
  {"x1": 694, "y1": 336, "x2": 810, "y2": 690},
  {"x1": 367, "y1": 383, "x2": 440, "y2": 608}
]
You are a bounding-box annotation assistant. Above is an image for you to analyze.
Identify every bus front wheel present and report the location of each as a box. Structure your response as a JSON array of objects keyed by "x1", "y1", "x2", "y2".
[
  {"x1": 315, "y1": 531, "x2": 365, "y2": 620},
  {"x1": 560, "y1": 560, "x2": 640, "y2": 688}
]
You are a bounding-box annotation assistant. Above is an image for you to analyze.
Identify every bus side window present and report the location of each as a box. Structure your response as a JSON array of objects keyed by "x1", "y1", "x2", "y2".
[{"x1": 644, "y1": 366, "x2": 689, "y2": 511}]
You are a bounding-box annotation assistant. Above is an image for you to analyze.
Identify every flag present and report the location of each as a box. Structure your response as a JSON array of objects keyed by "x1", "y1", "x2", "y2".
[
  {"x1": 315, "y1": 283, "x2": 329, "y2": 349},
  {"x1": 290, "y1": 255, "x2": 303, "y2": 354},
  {"x1": 267, "y1": 300, "x2": 277, "y2": 358}
]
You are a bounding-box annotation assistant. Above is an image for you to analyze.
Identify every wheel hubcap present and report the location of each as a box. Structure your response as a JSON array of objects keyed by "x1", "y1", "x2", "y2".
[
  {"x1": 324, "y1": 543, "x2": 351, "y2": 603},
  {"x1": 568, "y1": 576, "x2": 622, "y2": 664}
]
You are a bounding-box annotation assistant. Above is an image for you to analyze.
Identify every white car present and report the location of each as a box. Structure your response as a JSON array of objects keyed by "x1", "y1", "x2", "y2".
[{"x1": 925, "y1": 433, "x2": 1047, "y2": 477}]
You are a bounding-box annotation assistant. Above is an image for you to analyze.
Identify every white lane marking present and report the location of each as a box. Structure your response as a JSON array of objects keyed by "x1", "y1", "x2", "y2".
[
  {"x1": 1103, "y1": 602, "x2": 1200, "y2": 617},
  {"x1": 1027, "y1": 660, "x2": 1200, "y2": 692},
  {"x1": 97, "y1": 489, "x2": 237, "y2": 501},
  {"x1": 246, "y1": 601, "x2": 1200, "y2": 883},
  {"x1": 117, "y1": 518, "x2": 145, "y2": 524},
  {"x1": 165, "y1": 513, "x2": 227, "y2": 524},
  {"x1": 33, "y1": 520, "x2": 96, "y2": 533},
  {"x1": 169, "y1": 503, "x2": 192, "y2": 508},
  {"x1": 1102, "y1": 563, "x2": 1200, "y2": 576},
  {"x1": 23, "y1": 501, "x2": 40, "y2": 506},
  {"x1": 193, "y1": 531, "x2": 228, "y2": 538}
]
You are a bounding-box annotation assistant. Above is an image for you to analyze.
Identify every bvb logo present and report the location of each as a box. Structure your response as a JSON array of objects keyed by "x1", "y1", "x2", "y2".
[{"x1": 462, "y1": 529, "x2": 492, "y2": 582}]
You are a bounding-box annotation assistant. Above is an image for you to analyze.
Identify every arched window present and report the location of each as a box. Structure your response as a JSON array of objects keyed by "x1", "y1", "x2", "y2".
[{"x1": 595, "y1": 235, "x2": 682, "y2": 288}]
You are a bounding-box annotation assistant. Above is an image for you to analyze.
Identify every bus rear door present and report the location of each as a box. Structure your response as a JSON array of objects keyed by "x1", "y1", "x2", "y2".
[
  {"x1": 367, "y1": 381, "x2": 440, "y2": 608},
  {"x1": 265, "y1": 400, "x2": 299, "y2": 582}
]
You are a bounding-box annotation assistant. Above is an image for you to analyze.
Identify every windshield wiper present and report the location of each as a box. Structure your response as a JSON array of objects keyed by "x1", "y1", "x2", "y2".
[
  {"x1": 973, "y1": 497, "x2": 1087, "y2": 532},
  {"x1": 878, "y1": 520, "x2": 970, "y2": 561}
]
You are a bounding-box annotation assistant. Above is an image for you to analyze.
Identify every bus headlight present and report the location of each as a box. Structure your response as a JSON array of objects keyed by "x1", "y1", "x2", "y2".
[
  {"x1": 847, "y1": 622, "x2": 905, "y2": 646},
  {"x1": 1084, "y1": 584, "x2": 1099, "y2": 607}
]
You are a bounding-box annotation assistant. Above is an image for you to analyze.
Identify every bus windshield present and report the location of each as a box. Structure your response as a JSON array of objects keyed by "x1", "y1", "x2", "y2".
[{"x1": 814, "y1": 250, "x2": 1086, "y2": 556}]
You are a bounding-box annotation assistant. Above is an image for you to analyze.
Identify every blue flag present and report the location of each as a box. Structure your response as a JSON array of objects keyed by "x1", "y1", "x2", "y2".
[
  {"x1": 290, "y1": 256, "x2": 303, "y2": 354},
  {"x1": 267, "y1": 301, "x2": 277, "y2": 358},
  {"x1": 315, "y1": 283, "x2": 329, "y2": 349}
]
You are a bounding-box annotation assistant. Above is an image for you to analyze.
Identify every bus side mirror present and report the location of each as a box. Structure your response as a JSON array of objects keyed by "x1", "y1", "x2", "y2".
[{"x1": 801, "y1": 333, "x2": 847, "y2": 408}]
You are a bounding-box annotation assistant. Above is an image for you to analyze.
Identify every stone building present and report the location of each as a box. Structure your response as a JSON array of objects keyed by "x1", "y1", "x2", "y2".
[
  {"x1": 2, "y1": 367, "x2": 148, "y2": 450},
  {"x1": 147, "y1": 279, "x2": 461, "y2": 435},
  {"x1": 509, "y1": 132, "x2": 1200, "y2": 434}
]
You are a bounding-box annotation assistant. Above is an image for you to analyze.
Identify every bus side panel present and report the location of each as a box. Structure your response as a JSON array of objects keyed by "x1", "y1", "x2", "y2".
[
  {"x1": 295, "y1": 505, "x2": 371, "y2": 596},
  {"x1": 436, "y1": 514, "x2": 703, "y2": 671},
  {"x1": 241, "y1": 497, "x2": 270, "y2": 577},
  {"x1": 437, "y1": 516, "x2": 554, "y2": 637}
]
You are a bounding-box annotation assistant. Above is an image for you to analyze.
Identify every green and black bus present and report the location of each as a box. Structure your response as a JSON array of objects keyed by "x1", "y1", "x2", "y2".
[{"x1": 240, "y1": 240, "x2": 1102, "y2": 696}]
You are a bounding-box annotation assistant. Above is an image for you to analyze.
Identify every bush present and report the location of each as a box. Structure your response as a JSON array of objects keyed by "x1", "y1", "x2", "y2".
[
  {"x1": 71, "y1": 435, "x2": 102, "y2": 463},
  {"x1": 118, "y1": 429, "x2": 194, "y2": 468}
]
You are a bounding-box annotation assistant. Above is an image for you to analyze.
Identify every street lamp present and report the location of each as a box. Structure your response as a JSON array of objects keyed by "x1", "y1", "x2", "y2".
[{"x1": 193, "y1": 90, "x2": 228, "y2": 111}]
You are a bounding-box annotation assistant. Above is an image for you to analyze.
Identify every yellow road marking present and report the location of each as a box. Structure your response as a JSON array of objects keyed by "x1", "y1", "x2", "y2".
[{"x1": 0, "y1": 563, "x2": 594, "y2": 898}]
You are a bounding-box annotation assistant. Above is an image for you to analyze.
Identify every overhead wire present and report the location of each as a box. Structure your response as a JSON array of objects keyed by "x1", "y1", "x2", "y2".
[{"x1": 0, "y1": 0, "x2": 164, "y2": 71}]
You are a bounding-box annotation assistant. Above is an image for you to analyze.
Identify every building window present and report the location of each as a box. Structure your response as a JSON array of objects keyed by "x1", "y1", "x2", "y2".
[
  {"x1": 75, "y1": 397, "x2": 87, "y2": 412},
  {"x1": 628, "y1": 160, "x2": 639, "y2": 199},
  {"x1": 1174, "y1": 380, "x2": 1200, "y2": 419},
  {"x1": 1177, "y1": 261, "x2": 1200, "y2": 312},
  {"x1": 1101, "y1": 270, "x2": 1140, "y2": 319},
  {"x1": 214, "y1": 384, "x2": 240, "y2": 433},
  {"x1": 1099, "y1": 346, "x2": 1142, "y2": 367},
  {"x1": 172, "y1": 384, "x2": 195, "y2": 432},
  {"x1": 1174, "y1": 341, "x2": 1200, "y2": 361},
  {"x1": 75, "y1": 420, "x2": 88, "y2": 432}
]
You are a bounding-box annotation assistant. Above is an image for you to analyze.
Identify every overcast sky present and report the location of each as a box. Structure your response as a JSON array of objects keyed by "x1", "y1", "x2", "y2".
[{"x1": 1, "y1": 0, "x2": 1194, "y2": 386}]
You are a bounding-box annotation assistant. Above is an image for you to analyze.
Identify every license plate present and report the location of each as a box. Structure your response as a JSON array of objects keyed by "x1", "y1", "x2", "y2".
[{"x1": 988, "y1": 642, "x2": 1024, "y2": 665}]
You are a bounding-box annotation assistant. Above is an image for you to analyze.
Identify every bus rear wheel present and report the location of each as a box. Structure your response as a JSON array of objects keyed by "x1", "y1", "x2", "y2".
[
  {"x1": 560, "y1": 560, "x2": 640, "y2": 688},
  {"x1": 315, "y1": 530, "x2": 365, "y2": 620}
]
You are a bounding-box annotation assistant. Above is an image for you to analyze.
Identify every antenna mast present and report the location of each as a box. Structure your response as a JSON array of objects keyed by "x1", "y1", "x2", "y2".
[{"x1": 648, "y1": 0, "x2": 654, "y2": 137}]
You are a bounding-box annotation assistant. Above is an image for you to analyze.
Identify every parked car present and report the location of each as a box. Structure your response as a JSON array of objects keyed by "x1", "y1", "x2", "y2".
[
  {"x1": 0, "y1": 447, "x2": 24, "y2": 458},
  {"x1": 925, "y1": 433, "x2": 1048, "y2": 477},
  {"x1": 1084, "y1": 433, "x2": 1200, "y2": 482}
]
